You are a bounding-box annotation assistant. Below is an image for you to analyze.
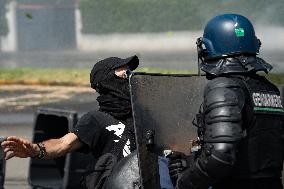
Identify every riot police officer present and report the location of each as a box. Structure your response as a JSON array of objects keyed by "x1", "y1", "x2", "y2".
[{"x1": 169, "y1": 14, "x2": 284, "y2": 189}]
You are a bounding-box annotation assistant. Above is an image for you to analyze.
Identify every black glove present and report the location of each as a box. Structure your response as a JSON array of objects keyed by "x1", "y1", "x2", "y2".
[{"x1": 167, "y1": 151, "x2": 192, "y2": 186}]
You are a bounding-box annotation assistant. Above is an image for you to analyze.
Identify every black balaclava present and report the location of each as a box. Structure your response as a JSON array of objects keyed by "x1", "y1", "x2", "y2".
[{"x1": 90, "y1": 55, "x2": 139, "y2": 120}]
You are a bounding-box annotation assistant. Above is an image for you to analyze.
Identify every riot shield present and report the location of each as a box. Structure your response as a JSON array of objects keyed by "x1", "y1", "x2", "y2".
[{"x1": 130, "y1": 73, "x2": 207, "y2": 189}]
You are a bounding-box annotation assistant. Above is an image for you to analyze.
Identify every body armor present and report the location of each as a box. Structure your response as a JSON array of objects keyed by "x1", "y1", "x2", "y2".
[{"x1": 176, "y1": 75, "x2": 284, "y2": 189}]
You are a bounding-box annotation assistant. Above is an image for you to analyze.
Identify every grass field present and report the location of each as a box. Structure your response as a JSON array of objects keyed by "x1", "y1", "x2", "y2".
[
  {"x1": 0, "y1": 67, "x2": 284, "y2": 85},
  {"x1": 0, "y1": 68, "x2": 90, "y2": 86}
]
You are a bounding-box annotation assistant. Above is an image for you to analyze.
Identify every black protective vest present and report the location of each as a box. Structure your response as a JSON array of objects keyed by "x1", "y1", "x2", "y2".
[{"x1": 233, "y1": 75, "x2": 284, "y2": 178}]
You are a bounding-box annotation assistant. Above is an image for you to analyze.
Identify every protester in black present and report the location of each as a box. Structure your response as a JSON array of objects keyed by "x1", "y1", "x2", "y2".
[
  {"x1": 1, "y1": 55, "x2": 139, "y2": 188},
  {"x1": 73, "y1": 56, "x2": 138, "y2": 160},
  {"x1": 168, "y1": 14, "x2": 284, "y2": 189}
]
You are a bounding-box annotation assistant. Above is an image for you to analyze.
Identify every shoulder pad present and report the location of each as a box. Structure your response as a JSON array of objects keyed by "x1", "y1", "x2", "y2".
[
  {"x1": 204, "y1": 78, "x2": 245, "y2": 112},
  {"x1": 204, "y1": 77, "x2": 242, "y2": 96}
]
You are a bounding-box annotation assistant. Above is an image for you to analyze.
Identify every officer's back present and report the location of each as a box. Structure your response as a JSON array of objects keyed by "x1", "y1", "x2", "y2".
[{"x1": 169, "y1": 14, "x2": 284, "y2": 189}]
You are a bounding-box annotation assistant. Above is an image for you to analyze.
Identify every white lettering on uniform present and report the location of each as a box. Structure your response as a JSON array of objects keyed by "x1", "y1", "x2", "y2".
[
  {"x1": 277, "y1": 96, "x2": 283, "y2": 108},
  {"x1": 252, "y1": 93, "x2": 283, "y2": 108},
  {"x1": 253, "y1": 93, "x2": 260, "y2": 106}
]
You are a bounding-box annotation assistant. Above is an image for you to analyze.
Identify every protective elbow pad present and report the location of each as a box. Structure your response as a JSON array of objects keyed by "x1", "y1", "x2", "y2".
[
  {"x1": 198, "y1": 143, "x2": 237, "y2": 179},
  {"x1": 176, "y1": 142, "x2": 237, "y2": 189}
]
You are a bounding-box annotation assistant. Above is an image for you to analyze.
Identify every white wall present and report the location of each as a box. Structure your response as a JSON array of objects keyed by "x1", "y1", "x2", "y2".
[{"x1": 1, "y1": 1, "x2": 17, "y2": 51}]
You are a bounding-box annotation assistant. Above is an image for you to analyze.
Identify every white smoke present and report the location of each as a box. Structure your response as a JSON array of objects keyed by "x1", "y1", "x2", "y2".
[
  {"x1": 256, "y1": 26, "x2": 284, "y2": 51},
  {"x1": 77, "y1": 31, "x2": 201, "y2": 52}
]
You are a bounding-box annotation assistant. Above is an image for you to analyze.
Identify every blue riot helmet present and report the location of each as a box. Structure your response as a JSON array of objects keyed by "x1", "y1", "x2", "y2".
[
  {"x1": 203, "y1": 14, "x2": 260, "y2": 58},
  {"x1": 197, "y1": 14, "x2": 272, "y2": 76}
]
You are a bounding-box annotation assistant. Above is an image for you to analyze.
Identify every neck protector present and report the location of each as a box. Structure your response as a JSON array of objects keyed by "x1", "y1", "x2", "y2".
[{"x1": 200, "y1": 56, "x2": 272, "y2": 76}]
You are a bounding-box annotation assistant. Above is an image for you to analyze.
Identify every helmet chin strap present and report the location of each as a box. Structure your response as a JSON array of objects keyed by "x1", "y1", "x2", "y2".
[
  {"x1": 197, "y1": 49, "x2": 201, "y2": 76},
  {"x1": 196, "y1": 37, "x2": 205, "y2": 76}
]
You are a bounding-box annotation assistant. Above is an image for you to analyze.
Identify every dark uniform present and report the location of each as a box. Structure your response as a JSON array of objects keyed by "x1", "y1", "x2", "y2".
[
  {"x1": 170, "y1": 14, "x2": 284, "y2": 189},
  {"x1": 71, "y1": 56, "x2": 139, "y2": 189}
]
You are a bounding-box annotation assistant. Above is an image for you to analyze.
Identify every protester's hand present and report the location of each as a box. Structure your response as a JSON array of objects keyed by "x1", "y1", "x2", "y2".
[
  {"x1": 1, "y1": 136, "x2": 37, "y2": 160},
  {"x1": 167, "y1": 151, "x2": 192, "y2": 185}
]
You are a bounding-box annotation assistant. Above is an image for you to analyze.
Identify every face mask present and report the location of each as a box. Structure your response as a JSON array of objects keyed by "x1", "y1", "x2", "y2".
[{"x1": 97, "y1": 69, "x2": 132, "y2": 119}]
